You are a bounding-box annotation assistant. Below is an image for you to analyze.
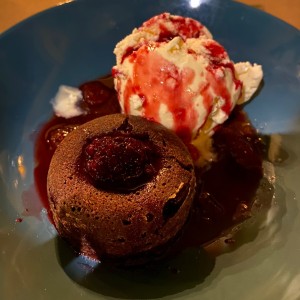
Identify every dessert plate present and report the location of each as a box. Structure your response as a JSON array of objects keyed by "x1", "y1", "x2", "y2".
[{"x1": 0, "y1": 0, "x2": 299, "y2": 299}]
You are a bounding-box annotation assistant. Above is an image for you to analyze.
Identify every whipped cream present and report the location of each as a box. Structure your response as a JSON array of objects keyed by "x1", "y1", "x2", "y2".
[{"x1": 51, "y1": 85, "x2": 84, "y2": 119}]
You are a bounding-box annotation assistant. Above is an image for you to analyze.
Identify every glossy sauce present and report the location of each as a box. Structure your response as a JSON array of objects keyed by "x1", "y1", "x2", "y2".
[{"x1": 33, "y1": 76, "x2": 263, "y2": 258}]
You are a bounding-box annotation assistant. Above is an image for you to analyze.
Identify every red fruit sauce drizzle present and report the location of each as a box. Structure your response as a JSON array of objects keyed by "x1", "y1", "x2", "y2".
[
  {"x1": 119, "y1": 13, "x2": 210, "y2": 64},
  {"x1": 33, "y1": 75, "x2": 263, "y2": 256},
  {"x1": 141, "y1": 13, "x2": 208, "y2": 41},
  {"x1": 81, "y1": 134, "x2": 160, "y2": 191},
  {"x1": 116, "y1": 39, "x2": 242, "y2": 144}
]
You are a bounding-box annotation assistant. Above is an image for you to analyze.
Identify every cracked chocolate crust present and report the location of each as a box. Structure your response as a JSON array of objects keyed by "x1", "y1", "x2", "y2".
[{"x1": 47, "y1": 114, "x2": 195, "y2": 264}]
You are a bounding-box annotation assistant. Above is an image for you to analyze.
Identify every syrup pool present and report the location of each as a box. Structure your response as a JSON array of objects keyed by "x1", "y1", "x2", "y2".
[{"x1": 34, "y1": 75, "x2": 264, "y2": 260}]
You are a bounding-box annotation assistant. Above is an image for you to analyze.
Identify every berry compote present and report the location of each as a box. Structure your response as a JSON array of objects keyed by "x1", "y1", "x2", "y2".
[{"x1": 34, "y1": 75, "x2": 264, "y2": 255}]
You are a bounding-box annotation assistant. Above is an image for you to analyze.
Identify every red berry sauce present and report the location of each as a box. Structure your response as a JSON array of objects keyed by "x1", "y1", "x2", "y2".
[
  {"x1": 141, "y1": 13, "x2": 210, "y2": 41},
  {"x1": 81, "y1": 133, "x2": 160, "y2": 191},
  {"x1": 33, "y1": 77, "x2": 120, "y2": 218},
  {"x1": 33, "y1": 75, "x2": 264, "y2": 255},
  {"x1": 116, "y1": 39, "x2": 242, "y2": 145}
]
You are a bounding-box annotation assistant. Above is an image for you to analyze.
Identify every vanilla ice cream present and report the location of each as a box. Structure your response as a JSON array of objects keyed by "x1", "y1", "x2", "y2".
[{"x1": 112, "y1": 13, "x2": 263, "y2": 148}]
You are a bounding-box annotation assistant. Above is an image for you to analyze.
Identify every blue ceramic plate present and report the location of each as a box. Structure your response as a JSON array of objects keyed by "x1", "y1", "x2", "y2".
[{"x1": 0, "y1": 0, "x2": 300, "y2": 299}]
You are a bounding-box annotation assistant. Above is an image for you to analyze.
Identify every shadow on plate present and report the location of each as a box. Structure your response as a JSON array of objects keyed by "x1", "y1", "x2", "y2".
[
  {"x1": 56, "y1": 237, "x2": 215, "y2": 298},
  {"x1": 54, "y1": 166, "x2": 286, "y2": 299},
  {"x1": 53, "y1": 128, "x2": 300, "y2": 299}
]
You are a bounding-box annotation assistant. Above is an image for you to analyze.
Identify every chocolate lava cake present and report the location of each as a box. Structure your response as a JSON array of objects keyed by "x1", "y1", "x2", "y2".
[{"x1": 47, "y1": 114, "x2": 196, "y2": 264}]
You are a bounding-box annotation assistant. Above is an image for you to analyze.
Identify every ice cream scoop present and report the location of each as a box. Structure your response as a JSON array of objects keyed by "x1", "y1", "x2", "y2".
[{"x1": 112, "y1": 13, "x2": 263, "y2": 163}]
